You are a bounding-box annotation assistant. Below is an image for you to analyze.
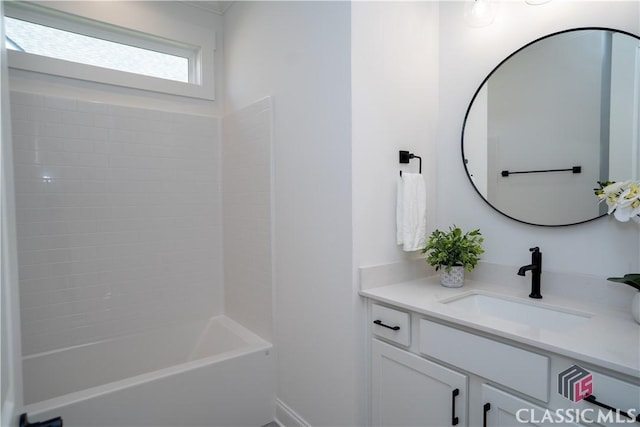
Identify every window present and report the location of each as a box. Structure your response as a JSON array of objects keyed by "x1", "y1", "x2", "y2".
[
  {"x1": 3, "y1": 2, "x2": 215, "y2": 100},
  {"x1": 5, "y1": 17, "x2": 191, "y2": 83}
]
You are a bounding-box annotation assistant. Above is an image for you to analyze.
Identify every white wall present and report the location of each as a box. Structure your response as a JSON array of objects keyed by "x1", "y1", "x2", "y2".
[
  {"x1": 223, "y1": 2, "x2": 354, "y2": 425},
  {"x1": 438, "y1": 1, "x2": 640, "y2": 275},
  {"x1": 353, "y1": 1, "x2": 439, "y2": 269},
  {"x1": 352, "y1": 4, "x2": 439, "y2": 424}
]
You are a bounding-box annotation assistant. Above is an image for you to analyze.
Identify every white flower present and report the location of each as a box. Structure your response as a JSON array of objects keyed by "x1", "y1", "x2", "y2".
[
  {"x1": 601, "y1": 180, "x2": 629, "y2": 197},
  {"x1": 597, "y1": 180, "x2": 640, "y2": 222}
]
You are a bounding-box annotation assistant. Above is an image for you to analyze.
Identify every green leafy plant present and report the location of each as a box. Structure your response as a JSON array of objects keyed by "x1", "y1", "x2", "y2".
[
  {"x1": 421, "y1": 226, "x2": 484, "y2": 273},
  {"x1": 607, "y1": 274, "x2": 640, "y2": 292}
]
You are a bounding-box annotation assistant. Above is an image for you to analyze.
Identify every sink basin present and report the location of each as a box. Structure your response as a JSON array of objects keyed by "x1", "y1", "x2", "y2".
[{"x1": 440, "y1": 292, "x2": 591, "y2": 331}]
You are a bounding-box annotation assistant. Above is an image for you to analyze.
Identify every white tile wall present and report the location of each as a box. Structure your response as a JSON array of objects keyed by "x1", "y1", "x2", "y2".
[
  {"x1": 222, "y1": 97, "x2": 273, "y2": 342},
  {"x1": 11, "y1": 91, "x2": 223, "y2": 355}
]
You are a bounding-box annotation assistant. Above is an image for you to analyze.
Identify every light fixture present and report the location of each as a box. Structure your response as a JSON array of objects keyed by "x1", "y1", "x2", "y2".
[
  {"x1": 525, "y1": 0, "x2": 552, "y2": 4},
  {"x1": 464, "y1": 0, "x2": 497, "y2": 28}
]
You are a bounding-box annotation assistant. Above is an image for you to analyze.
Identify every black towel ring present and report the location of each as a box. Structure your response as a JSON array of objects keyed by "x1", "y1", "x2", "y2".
[{"x1": 399, "y1": 150, "x2": 421, "y2": 176}]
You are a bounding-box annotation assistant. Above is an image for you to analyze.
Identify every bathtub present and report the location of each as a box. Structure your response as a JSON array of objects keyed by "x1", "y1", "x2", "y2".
[{"x1": 21, "y1": 316, "x2": 275, "y2": 427}]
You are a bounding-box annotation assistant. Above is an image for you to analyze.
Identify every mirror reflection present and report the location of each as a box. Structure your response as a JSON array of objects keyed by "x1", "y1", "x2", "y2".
[{"x1": 462, "y1": 28, "x2": 640, "y2": 226}]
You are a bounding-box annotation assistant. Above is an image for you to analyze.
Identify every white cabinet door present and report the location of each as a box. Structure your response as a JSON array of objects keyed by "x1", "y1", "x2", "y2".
[
  {"x1": 481, "y1": 385, "x2": 583, "y2": 427},
  {"x1": 372, "y1": 339, "x2": 468, "y2": 427}
]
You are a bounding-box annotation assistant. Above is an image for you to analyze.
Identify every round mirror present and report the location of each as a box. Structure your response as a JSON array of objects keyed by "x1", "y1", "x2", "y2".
[{"x1": 462, "y1": 28, "x2": 640, "y2": 226}]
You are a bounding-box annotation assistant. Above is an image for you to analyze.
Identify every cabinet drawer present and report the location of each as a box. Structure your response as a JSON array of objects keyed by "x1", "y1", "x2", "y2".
[
  {"x1": 371, "y1": 304, "x2": 410, "y2": 347},
  {"x1": 419, "y1": 319, "x2": 549, "y2": 402}
]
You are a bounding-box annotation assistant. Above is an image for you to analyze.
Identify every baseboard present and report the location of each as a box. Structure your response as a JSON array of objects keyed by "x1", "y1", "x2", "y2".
[{"x1": 275, "y1": 399, "x2": 310, "y2": 427}]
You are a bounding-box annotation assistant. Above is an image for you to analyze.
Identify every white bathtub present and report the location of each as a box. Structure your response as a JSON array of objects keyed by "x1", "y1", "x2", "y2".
[{"x1": 22, "y1": 316, "x2": 275, "y2": 427}]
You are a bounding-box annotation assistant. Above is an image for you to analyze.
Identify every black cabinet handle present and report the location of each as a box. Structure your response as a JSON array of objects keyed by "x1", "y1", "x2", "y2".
[
  {"x1": 373, "y1": 320, "x2": 400, "y2": 331},
  {"x1": 19, "y1": 414, "x2": 62, "y2": 427},
  {"x1": 584, "y1": 395, "x2": 640, "y2": 423},
  {"x1": 451, "y1": 388, "x2": 460, "y2": 426},
  {"x1": 483, "y1": 403, "x2": 491, "y2": 427}
]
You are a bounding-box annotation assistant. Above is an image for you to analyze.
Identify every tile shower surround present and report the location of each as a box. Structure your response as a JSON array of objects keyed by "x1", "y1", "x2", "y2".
[
  {"x1": 11, "y1": 92, "x2": 223, "y2": 355},
  {"x1": 223, "y1": 98, "x2": 273, "y2": 342}
]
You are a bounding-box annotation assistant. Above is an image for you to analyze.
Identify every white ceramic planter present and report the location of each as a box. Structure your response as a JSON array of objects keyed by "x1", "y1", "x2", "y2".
[
  {"x1": 440, "y1": 266, "x2": 465, "y2": 288},
  {"x1": 632, "y1": 293, "x2": 640, "y2": 324}
]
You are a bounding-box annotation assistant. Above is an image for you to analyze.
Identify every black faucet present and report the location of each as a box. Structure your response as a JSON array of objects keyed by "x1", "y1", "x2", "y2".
[{"x1": 517, "y1": 247, "x2": 542, "y2": 299}]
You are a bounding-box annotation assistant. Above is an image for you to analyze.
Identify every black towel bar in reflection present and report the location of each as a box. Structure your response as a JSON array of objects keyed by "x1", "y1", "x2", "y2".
[
  {"x1": 399, "y1": 150, "x2": 422, "y2": 176},
  {"x1": 501, "y1": 166, "x2": 581, "y2": 177}
]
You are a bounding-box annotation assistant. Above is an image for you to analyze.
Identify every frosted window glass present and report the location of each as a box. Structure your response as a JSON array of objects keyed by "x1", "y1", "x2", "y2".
[{"x1": 5, "y1": 17, "x2": 189, "y2": 83}]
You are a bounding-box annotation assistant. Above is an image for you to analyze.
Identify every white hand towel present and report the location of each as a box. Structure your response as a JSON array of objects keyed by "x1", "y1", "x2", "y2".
[
  {"x1": 396, "y1": 176, "x2": 404, "y2": 245},
  {"x1": 397, "y1": 173, "x2": 427, "y2": 252}
]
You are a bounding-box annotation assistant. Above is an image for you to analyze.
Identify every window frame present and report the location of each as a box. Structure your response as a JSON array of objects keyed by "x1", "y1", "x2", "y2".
[{"x1": 4, "y1": 1, "x2": 215, "y2": 100}]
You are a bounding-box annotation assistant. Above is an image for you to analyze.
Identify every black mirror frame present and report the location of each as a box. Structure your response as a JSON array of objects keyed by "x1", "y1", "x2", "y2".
[{"x1": 461, "y1": 27, "x2": 640, "y2": 227}]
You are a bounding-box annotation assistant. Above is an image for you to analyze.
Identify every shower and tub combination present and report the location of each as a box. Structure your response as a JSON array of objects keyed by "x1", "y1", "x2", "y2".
[
  {"x1": 22, "y1": 317, "x2": 273, "y2": 427},
  {"x1": 10, "y1": 91, "x2": 275, "y2": 426}
]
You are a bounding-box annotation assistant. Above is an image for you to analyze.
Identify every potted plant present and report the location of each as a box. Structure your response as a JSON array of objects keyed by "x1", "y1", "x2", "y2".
[
  {"x1": 422, "y1": 225, "x2": 484, "y2": 287},
  {"x1": 606, "y1": 274, "x2": 640, "y2": 324}
]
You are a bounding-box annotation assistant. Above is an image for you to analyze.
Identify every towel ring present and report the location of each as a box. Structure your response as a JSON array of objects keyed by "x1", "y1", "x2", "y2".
[{"x1": 399, "y1": 150, "x2": 421, "y2": 176}]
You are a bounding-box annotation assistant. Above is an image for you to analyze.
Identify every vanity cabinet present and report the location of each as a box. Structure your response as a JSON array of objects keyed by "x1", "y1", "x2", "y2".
[
  {"x1": 419, "y1": 319, "x2": 549, "y2": 402},
  {"x1": 368, "y1": 301, "x2": 638, "y2": 427},
  {"x1": 481, "y1": 384, "x2": 560, "y2": 427},
  {"x1": 372, "y1": 339, "x2": 468, "y2": 427}
]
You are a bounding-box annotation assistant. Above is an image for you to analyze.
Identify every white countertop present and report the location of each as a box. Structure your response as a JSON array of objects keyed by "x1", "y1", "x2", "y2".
[{"x1": 360, "y1": 275, "x2": 640, "y2": 379}]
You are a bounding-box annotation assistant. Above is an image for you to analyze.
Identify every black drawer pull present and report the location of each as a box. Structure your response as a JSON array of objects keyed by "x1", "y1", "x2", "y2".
[
  {"x1": 19, "y1": 413, "x2": 62, "y2": 427},
  {"x1": 584, "y1": 395, "x2": 640, "y2": 423},
  {"x1": 373, "y1": 320, "x2": 400, "y2": 331},
  {"x1": 451, "y1": 388, "x2": 460, "y2": 425},
  {"x1": 483, "y1": 403, "x2": 491, "y2": 427}
]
